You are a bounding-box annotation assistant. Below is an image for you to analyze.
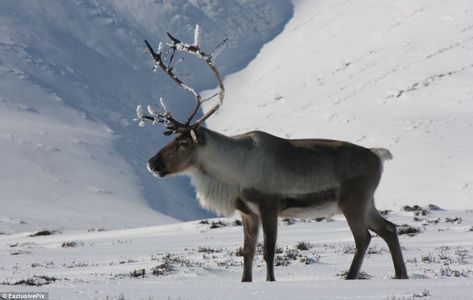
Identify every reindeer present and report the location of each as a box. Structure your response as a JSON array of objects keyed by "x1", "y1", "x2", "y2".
[{"x1": 136, "y1": 26, "x2": 408, "y2": 282}]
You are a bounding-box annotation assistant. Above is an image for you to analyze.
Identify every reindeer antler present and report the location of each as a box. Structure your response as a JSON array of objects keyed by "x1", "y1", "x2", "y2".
[
  {"x1": 136, "y1": 25, "x2": 226, "y2": 134},
  {"x1": 135, "y1": 97, "x2": 187, "y2": 135}
]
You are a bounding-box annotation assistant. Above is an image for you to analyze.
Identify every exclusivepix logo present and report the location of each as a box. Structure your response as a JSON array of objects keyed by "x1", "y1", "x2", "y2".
[{"x1": 1, "y1": 292, "x2": 48, "y2": 300}]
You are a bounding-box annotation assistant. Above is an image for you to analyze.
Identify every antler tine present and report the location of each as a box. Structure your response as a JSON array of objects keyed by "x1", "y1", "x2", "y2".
[
  {"x1": 164, "y1": 26, "x2": 226, "y2": 126},
  {"x1": 144, "y1": 39, "x2": 202, "y2": 107},
  {"x1": 141, "y1": 25, "x2": 226, "y2": 134},
  {"x1": 190, "y1": 57, "x2": 225, "y2": 127},
  {"x1": 135, "y1": 101, "x2": 188, "y2": 135}
]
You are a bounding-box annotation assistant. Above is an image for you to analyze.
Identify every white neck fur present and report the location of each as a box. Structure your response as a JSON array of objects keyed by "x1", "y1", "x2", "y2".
[{"x1": 188, "y1": 129, "x2": 250, "y2": 216}]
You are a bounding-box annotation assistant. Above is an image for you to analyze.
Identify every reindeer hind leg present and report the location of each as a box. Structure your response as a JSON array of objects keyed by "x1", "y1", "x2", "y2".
[
  {"x1": 339, "y1": 177, "x2": 374, "y2": 280},
  {"x1": 367, "y1": 205, "x2": 408, "y2": 279}
]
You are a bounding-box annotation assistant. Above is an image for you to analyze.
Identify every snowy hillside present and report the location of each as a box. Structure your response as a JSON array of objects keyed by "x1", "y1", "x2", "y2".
[
  {"x1": 207, "y1": 0, "x2": 473, "y2": 211},
  {"x1": 0, "y1": 0, "x2": 292, "y2": 232}
]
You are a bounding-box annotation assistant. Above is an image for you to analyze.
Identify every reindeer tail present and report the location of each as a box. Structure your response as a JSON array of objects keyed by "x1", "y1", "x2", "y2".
[{"x1": 370, "y1": 148, "x2": 393, "y2": 162}]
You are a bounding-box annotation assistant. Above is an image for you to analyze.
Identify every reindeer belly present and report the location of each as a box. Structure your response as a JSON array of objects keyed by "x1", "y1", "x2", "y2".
[
  {"x1": 240, "y1": 187, "x2": 341, "y2": 218},
  {"x1": 278, "y1": 189, "x2": 341, "y2": 218}
]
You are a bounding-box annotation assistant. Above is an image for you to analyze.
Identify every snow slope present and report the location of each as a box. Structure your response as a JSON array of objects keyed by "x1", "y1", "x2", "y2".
[
  {"x1": 206, "y1": 0, "x2": 473, "y2": 210},
  {"x1": 0, "y1": 0, "x2": 292, "y2": 232}
]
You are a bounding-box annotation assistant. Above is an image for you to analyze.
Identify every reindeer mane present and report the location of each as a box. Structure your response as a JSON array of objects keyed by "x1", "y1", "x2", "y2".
[{"x1": 189, "y1": 168, "x2": 239, "y2": 217}]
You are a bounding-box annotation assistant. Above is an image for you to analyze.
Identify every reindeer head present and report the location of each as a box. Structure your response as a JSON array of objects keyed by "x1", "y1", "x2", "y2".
[
  {"x1": 147, "y1": 129, "x2": 204, "y2": 177},
  {"x1": 136, "y1": 26, "x2": 225, "y2": 177}
]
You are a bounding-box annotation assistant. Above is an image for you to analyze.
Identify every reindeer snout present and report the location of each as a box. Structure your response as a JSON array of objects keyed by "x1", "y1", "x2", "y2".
[{"x1": 147, "y1": 157, "x2": 168, "y2": 177}]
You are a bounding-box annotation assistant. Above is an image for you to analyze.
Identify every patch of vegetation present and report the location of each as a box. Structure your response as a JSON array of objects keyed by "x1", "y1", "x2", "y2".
[
  {"x1": 198, "y1": 219, "x2": 240, "y2": 229},
  {"x1": 10, "y1": 250, "x2": 31, "y2": 255},
  {"x1": 9, "y1": 242, "x2": 35, "y2": 248},
  {"x1": 427, "y1": 204, "x2": 442, "y2": 211},
  {"x1": 313, "y1": 217, "x2": 334, "y2": 222},
  {"x1": 29, "y1": 230, "x2": 60, "y2": 237},
  {"x1": 274, "y1": 254, "x2": 293, "y2": 266},
  {"x1": 413, "y1": 289, "x2": 430, "y2": 298},
  {"x1": 63, "y1": 261, "x2": 90, "y2": 268},
  {"x1": 255, "y1": 242, "x2": 283, "y2": 255},
  {"x1": 282, "y1": 218, "x2": 296, "y2": 225},
  {"x1": 413, "y1": 216, "x2": 424, "y2": 222},
  {"x1": 409, "y1": 273, "x2": 429, "y2": 279},
  {"x1": 87, "y1": 227, "x2": 106, "y2": 232},
  {"x1": 130, "y1": 268, "x2": 146, "y2": 278},
  {"x1": 198, "y1": 247, "x2": 223, "y2": 254},
  {"x1": 152, "y1": 255, "x2": 175, "y2": 276},
  {"x1": 342, "y1": 244, "x2": 356, "y2": 254},
  {"x1": 119, "y1": 258, "x2": 138, "y2": 264},
  {"x1": 210, "y1": 220, "x2": 228, "y2": 229},
  {"x1": 275, "y1": 248, "x2": 301, "y2": 266},
  {"x1": 295, "y1": 241, "x2": 313, "y2": 251},
  {"x1": 437, "y1": 246, "x2": 452, "y2": 262},
  {"x1": 112, "y1": 239, "x2": 132, "y2": 245},
  {"x1": 420, "y1": 246, "x2": 463, "y2": 265},
  {"x1": 402, "y1": 204, "x2": 422, "y2": 212},
  {"x1": 217, "y1": 258, "x2": 241, "y2": 268},
  {"x1": 439, "y1": 266, "x2": 473, "y2": 278},
  {"x1": 445, "y1": 217, "x2": 462, "y2": 224},
  {"x1": 337, "y1": 270, "x2": 372, "y2": 280},
  {"x1": 151, "y1": 253, "x2": 197, "y2": 276},
  {"x1": 31, "y1": 261, "x2": 54, "y2": 268},
  {"x1": 402, "y1": 205, "x2": 429, "y2": 216},
  {"x1": 397, "y1": 224, "x2": 421, "y2": 236},
  {"x1": 427, "y1": 218, "x2": 440, "y2": 224},
  {"x1": 357, "y1": 271, "x2": 373, "y2": 280},
  {"x1": 299, "y1": 256, "x2": 319, "y2": 265},
  {"x1": 367, "y1": 246, "x2": 386, "y2": 255},
  {"x1": 4, "y1": 275, "x2": 58, "y2": 286},
  {"x1": 150, "y1": 254, "x2": 163, "y2": 261},
  {"x1": 454, "y1": 248, "x2": 470, "y2": 262},
  {"x1": 61, "y1": 240, "x2": 84, "y2": 248},
  {"x1": 421, "y1": 253, "x2": 436, "y2": 263}
]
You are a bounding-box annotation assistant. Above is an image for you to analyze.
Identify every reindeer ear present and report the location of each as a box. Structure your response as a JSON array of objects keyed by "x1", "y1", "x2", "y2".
[{"x1": 190, "y1": 129, "x2": 198, "y2": 143}]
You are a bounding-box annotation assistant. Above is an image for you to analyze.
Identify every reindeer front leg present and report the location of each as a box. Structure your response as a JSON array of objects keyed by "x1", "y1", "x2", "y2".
[
  {"x1": 259, "y1": 206, "x2": 278, "y2": 282},
  {"x1": 240, "y1": 211, "x2": 259, "y2": 282}
]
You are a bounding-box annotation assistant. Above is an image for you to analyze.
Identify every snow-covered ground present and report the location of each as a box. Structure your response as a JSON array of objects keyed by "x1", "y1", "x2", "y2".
[{"x1": 1, "y1": 207, "x2": 472, "y2": 299}]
